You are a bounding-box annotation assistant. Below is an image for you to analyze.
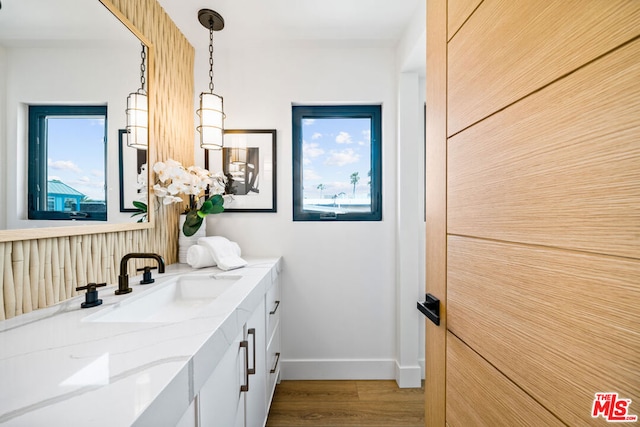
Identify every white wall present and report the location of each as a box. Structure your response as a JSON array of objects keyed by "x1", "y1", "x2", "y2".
[
  {"x1": 196, "y1": 44, "x2": 400, "y2": 380},
  {"x1": 185, "y1": 0, "x2": 427, "y2": 384},
  {"x1": 395, "y1": 0, "x2": 427, "y2": 385},
  {"x1": 0, "y1": 46, "x2": 6, "y2": 228},
  {"x1": 2, "y1": 43, "x2": 139, "y2": 229},
  {"x1": 395, "y1": 71, "x2": 425, "y2": 387}
]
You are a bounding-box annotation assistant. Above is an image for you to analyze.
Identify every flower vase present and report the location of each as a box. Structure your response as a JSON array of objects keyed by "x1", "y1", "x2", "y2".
[{"x1": 178, "y1": 214, "x2": 206, "y2": 263}]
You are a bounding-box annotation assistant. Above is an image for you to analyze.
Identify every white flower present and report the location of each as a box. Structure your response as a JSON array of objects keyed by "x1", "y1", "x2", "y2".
[
  {"x1": 151, "y1": 158, "x2": 227, "y2": 212},
  {"x1": 153, "y1": 183, "x2": 168, "y2": 197},
  {"x1": 163, "y1": 195, "x2": 183, "y2": 205}
]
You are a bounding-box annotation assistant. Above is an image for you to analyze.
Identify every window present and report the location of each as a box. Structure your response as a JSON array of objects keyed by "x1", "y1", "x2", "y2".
[
  {"x1": 292, "y1": 105, "x2": 382, "y2": 221},
  {"x1": 28, "y1": 105, "x2": 107, "y2": 221}
]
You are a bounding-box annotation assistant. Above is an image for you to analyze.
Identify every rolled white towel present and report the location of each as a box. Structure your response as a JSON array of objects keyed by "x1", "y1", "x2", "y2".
[
  {"x1": 186, "y1": 244, "x2": 216, "y2": 269},
  {"x1": 198, "y1": 236, "x2": 247, "y2": 271},
  {"x1": 230, "y1": 241, "x2": 241, "y2": 256}
]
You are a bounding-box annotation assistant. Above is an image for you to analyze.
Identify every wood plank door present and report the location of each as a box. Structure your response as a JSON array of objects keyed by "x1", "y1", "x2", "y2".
[{"x1": 424, "y1": 0, "x2": 640, "y2": 425}]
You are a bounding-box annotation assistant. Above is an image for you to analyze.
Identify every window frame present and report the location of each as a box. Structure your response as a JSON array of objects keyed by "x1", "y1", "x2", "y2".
[
  {"x1": 292, "y1": 104, "x2": 382, "y2": 221},
  {"x1": 28, "y1": 105, "x2": 108, "y2": 221}
]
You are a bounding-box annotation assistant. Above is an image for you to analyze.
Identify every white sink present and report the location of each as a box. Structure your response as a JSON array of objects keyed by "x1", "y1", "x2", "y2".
[{"x1": 84, "y1": 273, "x2": 241, "y2": 323}]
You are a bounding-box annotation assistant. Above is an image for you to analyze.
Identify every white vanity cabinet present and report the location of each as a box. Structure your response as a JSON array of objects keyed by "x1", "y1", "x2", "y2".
[
  {"x1": 0, "y1": 257, "x2": 283, "y2": 427},
  {"x1": 265, "y1": 271, "x2": 282, "y2": 405},
  {"x1": 197, "y1": 266, "x2": 281, "y2": 427},
  {"x1": 245, "y1": 298, "x2": 267, "y2": 427},
  {"x1": 198, "y1": 326, "x2": 247, "y2": 427}
]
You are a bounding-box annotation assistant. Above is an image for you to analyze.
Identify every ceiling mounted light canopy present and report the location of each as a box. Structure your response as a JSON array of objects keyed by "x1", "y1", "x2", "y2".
[
  {"x1": 197, "y1": 9, "x2": 225, "y2": 150},
  {"x1": 126, "y1": 43, "x2": 148, "y2": 150}
]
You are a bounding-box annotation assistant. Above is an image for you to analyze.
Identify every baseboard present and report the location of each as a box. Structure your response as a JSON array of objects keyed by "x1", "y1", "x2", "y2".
[
  {"x1": 395, "y1": 361, "x2": 422, "y2": 388},
  {"x1": 281, "y1": 359, "x2": 396, "y2": 380}
]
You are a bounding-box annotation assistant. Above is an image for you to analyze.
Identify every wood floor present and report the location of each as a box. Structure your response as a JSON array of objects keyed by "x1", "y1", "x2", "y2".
[{"x1": 266, "y1": 380, "x2": 425, "y2": 427}]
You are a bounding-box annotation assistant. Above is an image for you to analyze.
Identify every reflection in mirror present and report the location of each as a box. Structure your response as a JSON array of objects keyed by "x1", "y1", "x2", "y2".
[
  {"x1": 28, "y1": 105, "x2": 108, "y2": 221},
  {"x1": 0, "y1": 0, "x2": 149, "y2": 232}
]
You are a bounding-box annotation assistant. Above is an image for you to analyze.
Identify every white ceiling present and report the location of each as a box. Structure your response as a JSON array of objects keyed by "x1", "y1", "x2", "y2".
[
  {"x1": 0, "y1": 0, "x2": 136, "y2": 46},
  {"x1": 156, "y1": 0, "x2": 422, "y2": 49},
  {"x1": 0, "y1": 0, "x2": 424, "y2": 66}
]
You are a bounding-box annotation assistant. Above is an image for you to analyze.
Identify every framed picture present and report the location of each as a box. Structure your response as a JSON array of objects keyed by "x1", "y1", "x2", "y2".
[
  {"x1": 205, "y1": 129, "x2": 277, "y2": 212},
  {"x1": 118, "y1": 129, "x2": 147, "y2": 212}
]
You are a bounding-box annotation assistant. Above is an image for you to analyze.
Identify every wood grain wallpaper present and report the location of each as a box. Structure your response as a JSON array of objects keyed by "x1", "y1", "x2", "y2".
[{"x1": 0, "y1": 0, "x2": 195, "y2": 320}]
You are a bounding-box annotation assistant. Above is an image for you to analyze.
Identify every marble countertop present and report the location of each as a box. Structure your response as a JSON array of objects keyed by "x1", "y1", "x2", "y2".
[{"x1": 0, "y1": 257, "x2": 281, "y2": 427}]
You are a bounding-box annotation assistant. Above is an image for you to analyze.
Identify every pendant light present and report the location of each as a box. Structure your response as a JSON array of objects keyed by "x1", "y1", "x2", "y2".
[
  {"x1": 126, "y1": 43, "x2": 148, "y2": 150},
  {"x1": 197, "y1": 9, "x2": 225, "y2": 150}
]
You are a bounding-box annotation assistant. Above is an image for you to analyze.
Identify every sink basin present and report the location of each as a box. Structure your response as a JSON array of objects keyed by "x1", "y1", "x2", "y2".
[{"x1": 84, "y1": 273, "x2": 241, "y2": 323}]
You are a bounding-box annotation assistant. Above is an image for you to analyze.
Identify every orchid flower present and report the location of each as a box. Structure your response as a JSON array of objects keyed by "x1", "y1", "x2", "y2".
[{"x1": 151, "y1": 158, "x2": 227, "y2": 236}]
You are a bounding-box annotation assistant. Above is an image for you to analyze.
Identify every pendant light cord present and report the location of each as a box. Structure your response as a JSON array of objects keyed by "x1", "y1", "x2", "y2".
[
  {"x1": 140, "y1": 43, "x2": 147, "y2": 93},
  {"x1": 208, "y1": 23, "x2": 215, "y2": 93}
]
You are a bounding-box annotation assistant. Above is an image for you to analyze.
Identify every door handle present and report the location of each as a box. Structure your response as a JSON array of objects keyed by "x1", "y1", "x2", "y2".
[{"x1": 417, "y1": 293, "x2": 440, "y2": 326}]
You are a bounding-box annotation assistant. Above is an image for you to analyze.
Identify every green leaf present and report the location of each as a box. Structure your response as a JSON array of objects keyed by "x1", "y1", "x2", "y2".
[
  {"x1": 198, "y1": 199, "x2": 214, "y2": 216},
  {"x1": 210, "y1": 194, "x2": 224, "y2": 206},
  {"x1": 182, "y1": 210, "x2": 204, "y2": 237},
  {"x1": 130, "y1": 201, "x2": 147, "y2": 222},
  {"x1": 132, "y1": 201, "x2": 147, "y2": 212},
  {"x1": 198, "y1": 194, "x2": 225, "y2": 216}
]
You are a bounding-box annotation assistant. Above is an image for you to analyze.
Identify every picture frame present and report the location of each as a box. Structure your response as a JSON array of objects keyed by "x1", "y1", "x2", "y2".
[
  {"x1": 118, "y1": 129, "x2": 147, "y2": 212},
  {"x1": 205, "y1": 129, "x2": 277, "y2": 212}
]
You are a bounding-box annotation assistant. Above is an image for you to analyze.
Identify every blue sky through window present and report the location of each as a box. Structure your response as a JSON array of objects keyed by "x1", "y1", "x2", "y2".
[
  {"x1": 301, "y1": 117, "x2": 372, "y2": 205},
  {"x1": 46, "y1": 117, "x2": 106, "y2": 202}
]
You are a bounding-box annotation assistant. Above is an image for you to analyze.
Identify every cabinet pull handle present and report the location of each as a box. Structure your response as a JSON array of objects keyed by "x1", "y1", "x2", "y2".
[
  {"x1": 248, "y1": 328, "x2": 256, "y2": 375},
  {"x1": 240, "y1": 340, "x2": 249, "y2": 392},
  {"x1": 269, "y1": 300, "x2": 280, "y2": 315},
  {"x1": 270, "y1": 352, "x2": 281, "y2": 374}
]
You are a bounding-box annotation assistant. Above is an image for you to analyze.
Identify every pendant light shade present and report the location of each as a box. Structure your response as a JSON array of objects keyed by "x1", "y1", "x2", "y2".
[
  {"x1": 197, "y1": 9, "x2": 225, "y2": 150},
  {"x1": 126, "y1": 90, "x2": 148, "y2": 149},
  {"x1": 126, "y1": 43, "x2": 148, "y2": 150},
  {"x1": 197, "y1": 92, "x2": 224, "y2": 149},
  {"x1": 228, "y1": 134, "x2": 247, "y2": 164}
]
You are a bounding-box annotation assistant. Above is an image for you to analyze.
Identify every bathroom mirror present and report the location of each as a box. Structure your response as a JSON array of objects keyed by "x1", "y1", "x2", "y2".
[{"x1": 0, "y1": 0, "x2": 153, "y2": 241}]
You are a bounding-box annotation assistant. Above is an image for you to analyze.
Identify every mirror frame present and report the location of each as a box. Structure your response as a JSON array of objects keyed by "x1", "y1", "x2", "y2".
[{"x1": 0, "y1": 0, "x2": 155, "y2": 242}]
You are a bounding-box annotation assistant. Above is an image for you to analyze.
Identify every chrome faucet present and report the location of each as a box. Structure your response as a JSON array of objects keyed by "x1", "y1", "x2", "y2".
[{"x1": 116, "y1": 253, "x2": 166, "y2": 295}]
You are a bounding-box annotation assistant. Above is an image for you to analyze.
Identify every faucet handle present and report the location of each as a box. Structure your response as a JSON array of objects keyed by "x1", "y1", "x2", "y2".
[
  {"x1": 137, "y1": 266, "x2": 157, "y2": 285},
  {"x1": 76, "y1": 282, "x2": 107, "y2": 308},
  {"x1": 76, "y1": 282, "x2": 107, "y2": 292}
]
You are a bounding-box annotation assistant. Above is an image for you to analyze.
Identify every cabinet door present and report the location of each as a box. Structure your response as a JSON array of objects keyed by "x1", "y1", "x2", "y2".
[
  {"x1": 265, "y1": 274, "x2": 281, "y2": 408},
  {"x1": 199, "y1": 328, "x2": 246, "y2": 427},
  {"x1": 265, "y1": 275, "x2": 281, "y2": 345},
  {"x1": 266, "y1": 325, "x2": 281, "y2": 407},
  {"x1": 245, "y1": 298, "x2": 267, "y2": 427},
  {"x1": 176, "y1": 396, "x2": 198, "y2": 427}
]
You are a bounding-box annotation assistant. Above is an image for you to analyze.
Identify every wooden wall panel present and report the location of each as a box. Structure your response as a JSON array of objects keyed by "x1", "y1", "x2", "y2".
[
  {"x1": 448, "y1": 38, "x2": 640, "y2": 259},
  {"x1": 447, "y1": 332, "x2": 563, "y2": 426},
  {"x1": 0, "y1": 0, "x2": 194, "y2": 320},
  {"x1": 447, "y1": 0, "x2": 482, "y2": 40},
  {"x1": 447, "y1": 236, "x2": 640, "y2": 426},
  {"x1": 447, "y1": 0, "x2": 640, "y2": 135}
]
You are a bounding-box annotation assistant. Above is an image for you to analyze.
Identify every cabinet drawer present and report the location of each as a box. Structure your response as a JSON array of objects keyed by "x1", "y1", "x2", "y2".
[
  {"x1": 266, "y1": 325, "x2": 281, "y2": 406},
  {"x1": 266, "y1": 276, "x2": 281, "y2": 342}
]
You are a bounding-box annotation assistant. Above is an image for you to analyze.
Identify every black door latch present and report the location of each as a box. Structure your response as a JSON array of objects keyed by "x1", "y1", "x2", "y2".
[{"x1": 417, "y1": 293, "x2": 440, "y2": 326}]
